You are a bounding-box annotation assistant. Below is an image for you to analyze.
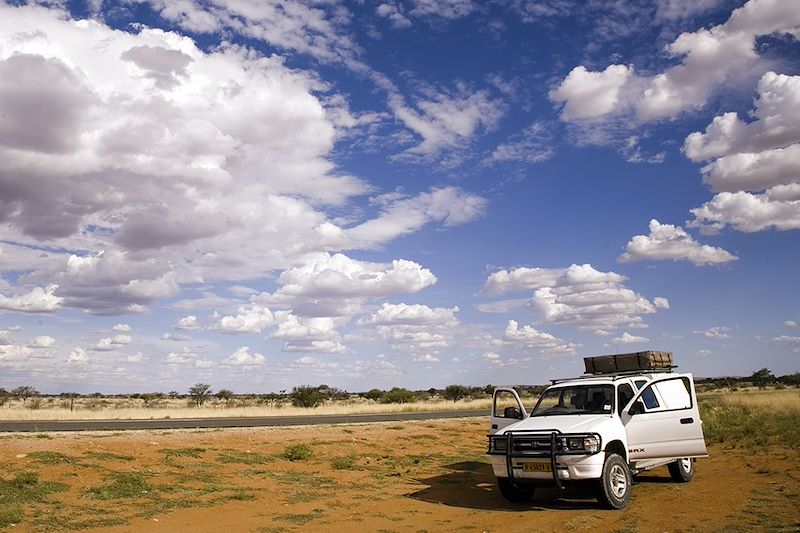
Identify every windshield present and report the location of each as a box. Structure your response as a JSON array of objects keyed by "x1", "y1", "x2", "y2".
[{"x1": 531, "y1": 384, "x2": 614, "y2": 416}]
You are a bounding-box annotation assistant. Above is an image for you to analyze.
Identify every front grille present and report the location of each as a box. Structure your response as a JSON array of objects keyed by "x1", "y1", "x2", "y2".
[{"x1": 511, "y1": 436, "x2": 552, "y2": 455}]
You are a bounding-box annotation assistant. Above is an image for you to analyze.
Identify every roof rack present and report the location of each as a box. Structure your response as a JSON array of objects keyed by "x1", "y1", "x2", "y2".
[{"x1": 549, "y1": 367, "x2": 677, "y2": 385}]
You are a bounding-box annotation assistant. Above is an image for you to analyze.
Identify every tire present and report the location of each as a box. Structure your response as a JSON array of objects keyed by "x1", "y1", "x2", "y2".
[
  {"x1": 668, "y1": 458, "x2": 694, "y2": 482},
  {"x1": 595, "y1": 453, "x2": 632, "y2": 509},
  {"x1": 496, "y1": 477, "x2": 535, "y2": 503}
]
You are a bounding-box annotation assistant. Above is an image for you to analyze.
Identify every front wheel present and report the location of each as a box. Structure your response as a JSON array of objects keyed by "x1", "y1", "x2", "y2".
[
  {"x1": 496, "y1": 477, "x2": 535, "y2": 503},
  {"x1": 668, "y1": 458, "x2": 694, "y2": 482},
  {"x1": 596, "y1": 453, "x2": 632, "y2": 509}
]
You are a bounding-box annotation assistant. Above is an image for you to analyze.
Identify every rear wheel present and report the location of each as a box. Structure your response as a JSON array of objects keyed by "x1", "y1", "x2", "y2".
[
  {"x1": 496, "y1": 477, "x2": 535, "y2": 503},
  {"x1": 668, "y1": 458, "x2": 694, "y2": 482},
  {"x1": 596, "y1": 453, "x2": 632, "y2": 509}
]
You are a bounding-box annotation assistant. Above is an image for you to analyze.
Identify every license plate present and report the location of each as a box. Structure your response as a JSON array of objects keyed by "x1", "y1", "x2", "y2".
[{"x1": 522, "y1": 462, "x2": 551, "y2": 473}]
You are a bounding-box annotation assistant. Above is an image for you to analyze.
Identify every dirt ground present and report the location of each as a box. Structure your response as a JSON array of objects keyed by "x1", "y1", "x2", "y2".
[{"x1": 1, "y1": 417, "x2": 798, "y2": 532}]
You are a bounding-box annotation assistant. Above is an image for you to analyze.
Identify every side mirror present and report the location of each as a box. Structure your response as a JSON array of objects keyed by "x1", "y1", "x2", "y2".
[
  {"x1": 503, "y1": 406, "x2": 522, "y2": 419},
  {"x1": 628, "y1": 400, "x2": 645, "y2": 416}
]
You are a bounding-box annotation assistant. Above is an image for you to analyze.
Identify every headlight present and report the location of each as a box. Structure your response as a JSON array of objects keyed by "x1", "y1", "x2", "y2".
[
  {"x1": 564, "y1": 435, "x2": 599, "y2": 453},
  {"x1": 492, "y1": 437, "x2": 508, "y2": 453}
]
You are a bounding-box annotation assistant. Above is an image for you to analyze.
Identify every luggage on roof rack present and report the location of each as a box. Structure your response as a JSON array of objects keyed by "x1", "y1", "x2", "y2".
[{"x1": 583, "y1": 351, "x2": 673, "y2": 374}]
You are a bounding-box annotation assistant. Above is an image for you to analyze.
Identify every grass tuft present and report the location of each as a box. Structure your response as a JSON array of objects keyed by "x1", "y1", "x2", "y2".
[
  {"x1": 217, "y1": 450, "x2": 273, "y2": 465},
  {"x1": 86, "y1": 472, "x2": 153, "y2": 500},
  {"x1": 281, "y1": 444, "x2": 314, "y2": 461},
  {"x1": 0, "y1": 471, "x2": 68, "y2": 528}
]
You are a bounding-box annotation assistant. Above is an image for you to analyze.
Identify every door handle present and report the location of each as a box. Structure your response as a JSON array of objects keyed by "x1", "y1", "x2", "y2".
[
  {"x1": 680, "y1": 417, "x2": 693, "y2": 424},
  {"x1": 491, "y1": 424, "x2": 498, "y2": 429}
]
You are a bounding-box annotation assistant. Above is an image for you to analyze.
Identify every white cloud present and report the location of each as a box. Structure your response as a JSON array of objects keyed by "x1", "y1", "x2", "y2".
[
  {"x1": 360, "y1": 302, "x2": 460, "y2": 359},
  {"x1": 215, "y1": 304, "x2": 275, "y2": 334},
  {"x1": 482, "y1": 264, "x2": 661, "y2": 330},
  {"x1": 694, "y1": 326, "x2": 731, "y2": 339},
  {"x1": 489, "y1": 122, "x2": 556, "y2": 164},
  {"x1": 786, "y1": 320, "x2": 798, "y2": 328},
  {"x1": 682, "y1": 72, "x2": 800, "y2": 235},
  {"x1": 609, "y1": 332, "x2": 650, "y2": 345},
  {"x1": 346, "y1": 187, "x2": 486, "y2": 246},
  {"x1": 223, "y1": 346, "x2": 265, "y2": 366},
  {"x1": 772, "y1": 335, "x2": 800, "y2": 351},
  {"x1": 0, "y1": 285, "x2": 62, "y2": 313},
  {"x1": 550, "y1": 0, "x2": 800, "y2": 122},
  {"x1": 28, "y1": 336, "x2": 56, "y2": 349},
  {"x1": 549, "y1": 65, "x2": 633, "y2": 120},
  {"x1": 689, "y1": 184, "x2": 800, "y2": 233},
  {"x1": 389, "y1": 86, "x2": 504, "y2": 156},
  {"x1": 483, "y1": 351, "x2": 501, "y2": 361},
  {"x1": 67, "y1": 347, "x2": 89, "y2": 364},
  {"x1": 161, "y1": 333, "x2": 190, "y2": 341},
  {"x1": 377, "y1": 3, "x2": 412, "y2": 28},
  {"x1": 94, "y1": 334, "x2": 133, "y2": 351},
  {"x1": 619, "y1": 219, "x2": 737, "y2": 265},
  {"x1": 274, "y1": 253, "x2": 437, "y2": 300},
  {"x1": 412, "y1": 353, "x2": 439, "y2": 363},
  {"x1": 113, "y1": 324, "x2": 132, "y2": 332},
  {"x1": 359, "y1": 302, "x2": 458, "y2": 326},
  {"x1": 497, "y1": 320, "x2": 579, "y2": 356},
  {"x1": 410, "y1": 0, "x2": 476, "y2": 20},
  {"x1": 165, "y1": 347, "x2": 196, "y2": 365},
  {"x1": 176, "y1": 315, "x2": 201, "y2": 330},
  {"x1": 653, "y1": 297, "x2": 670, "y2": 310},
  {"x1": 269, "y1": 313, "x2": 343, "y2": 354}
]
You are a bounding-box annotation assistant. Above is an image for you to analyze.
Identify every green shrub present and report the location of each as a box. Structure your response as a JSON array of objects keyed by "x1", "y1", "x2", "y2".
[
  {"x1": 87, "y1": 472, "x2": 152, "y2": 500},
  {"x1": 330, "y1": 455, "x2": 357, "y2": 470},
  {"x1": 281, "y1": 444, "x2": 314, "y2": 461}
]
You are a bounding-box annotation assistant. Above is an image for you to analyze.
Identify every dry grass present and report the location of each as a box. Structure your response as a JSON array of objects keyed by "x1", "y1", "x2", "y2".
[
  {"x1": 0, "y1": 398, "x2": 492, "y2": 421},
  {"x1": 699, "y1": 388, "x2": 800, "y2": 449}
]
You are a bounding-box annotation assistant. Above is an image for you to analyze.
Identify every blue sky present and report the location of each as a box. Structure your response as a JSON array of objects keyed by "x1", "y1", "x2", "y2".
[{"x1": 1, "y1": 0, "x2": 799, "y2": 394}]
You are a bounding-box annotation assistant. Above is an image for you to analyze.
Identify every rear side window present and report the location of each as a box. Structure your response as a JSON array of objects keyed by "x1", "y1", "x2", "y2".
[{"x1": 641, "y1": 387, "x2": 660, "y2": 409}]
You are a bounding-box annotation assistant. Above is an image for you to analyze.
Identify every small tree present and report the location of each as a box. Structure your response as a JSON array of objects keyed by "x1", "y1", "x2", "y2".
[
  {"x1": 216, "y1": 389, "x2": 235, "y2": 404},
  {"x1": 12, "y1": 386, "x2": 39, "y2": 404},
  {"x1": 443, "y1": 384, "x2": 469, "y2": 403},
  {"x1": 750, "y1": 368, "x2": 776, "y2": 389},
  {"x1": 363, "y1": 388, "x2": 384, "y2": 401},
  {"x1": 188, "y1": 383, "x2": 212, "y2": 407},
  {"x1": 381, "y1": 387, "x2": 416, "y2": 404},
  {"x1": 0, "y1": 387, "x2": 8, "y2": 407},
  {"x1": 291, "y1": 385, "x2": 324, "y2": 408}
]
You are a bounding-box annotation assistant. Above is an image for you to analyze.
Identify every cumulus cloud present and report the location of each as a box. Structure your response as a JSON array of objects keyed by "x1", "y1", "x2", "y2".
[
  {"x1": 684, "y1": 72, "x2": 800, "y2": 234},
  {"x1": 481, "y1": 264, "x2": 661, "y2": 330},
  {"x1": 215, "y1": 304, "x2": 275, "y2": 334},
  {"x1": 619, "y1": 219, "x2": 737, "y2": 265},
  {"x1": 653, "y1": 297, "x2": 670, "y2": 310},
  {"x1": 67, "y1": 347, "x2": 89, "y2": 364},
  {"x1": 786, "y1": 320, "x2": 798, "y2": 328},
  {"x1": 164, "y1": 347, "x2": 196, "y2": 365},
  {"x1": 94, "y1": 334, "x2": 133, "y2": 351},
  {"x1": 28, "y1": 336, "x2": 56, "y2": 349},
  {"x1": 176, "y1": 315, "x2": 200, "y2": 330},
  {"x1": 550, "y1": 0, "x2": 800, "y2": 122},
  {"x1": 609, "y1": 332, "x2": 650, "y2": 345},
  {"x1": 273, "y1": 253, "x2": 437, "y2": 300},
  {"x1": 377, "y1": 3, "x2": 412, "y2": 28},
  {"x1": 113, "y1": 324, "x2": 132, "y2": 332},
  {"x1": 360, "y1": 302, "x2": 459, "y2": 359},
  {"x1": 689, "y1": 184, "x2": 800, "y2": 233},
  {"x1": 0, "y1": 285, "x2": 62, "y2": 313},
  {"x1": 269, "y1": 312, "x2": 346, "y2": 353},
  {"x1": 772, "y1": 335, "x2": 800, "y2": 350},
  {"x1": 549, "y1": 65, "x2": 633, "y2": 121},
  {"x1": 223, "y1": 346, "x2": 266, "y2": 366},
  {"x1": 495, "y1": 320, "x2": 579, "y2": 356}
]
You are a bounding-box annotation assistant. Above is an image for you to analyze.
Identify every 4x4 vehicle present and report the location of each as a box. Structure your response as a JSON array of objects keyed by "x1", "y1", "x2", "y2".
[{"x1": 487, "y1": 351, "x2": 707, "y2": 509}]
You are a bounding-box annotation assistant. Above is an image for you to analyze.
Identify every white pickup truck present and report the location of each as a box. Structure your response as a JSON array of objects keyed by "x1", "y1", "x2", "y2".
[{"x1": 487, "y1": 351, "x2": 708, "y2": 509}]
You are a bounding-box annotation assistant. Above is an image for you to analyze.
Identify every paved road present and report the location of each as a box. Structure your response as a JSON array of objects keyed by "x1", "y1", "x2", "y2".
[{"x1": 0, "y1": 409, "x2": 487, "y2": 432}]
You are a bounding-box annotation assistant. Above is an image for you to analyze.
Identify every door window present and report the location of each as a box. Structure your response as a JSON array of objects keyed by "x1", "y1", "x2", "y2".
[
  {"x1": 494, "y1": 389, "x2": 524, "y2": 418},
  {"x1": 617, "y1": 383, "x2": 635, "y2": 415}
]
